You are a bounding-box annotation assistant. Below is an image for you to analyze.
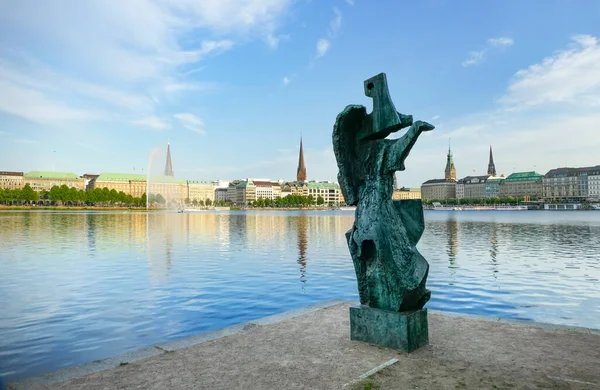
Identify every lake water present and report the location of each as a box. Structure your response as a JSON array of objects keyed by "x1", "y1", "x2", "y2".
[{"x1": 1, "y1": 210, "x2": 599, "y2": 382}]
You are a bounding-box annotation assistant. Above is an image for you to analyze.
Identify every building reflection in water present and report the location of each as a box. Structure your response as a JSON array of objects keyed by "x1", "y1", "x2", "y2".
[
  {"x1": 489, "y1": 223, "x2": 499, "y2": 279},
  {"x1": 446, "y1": 216, "x2": 459, "y2": 268},
  {"x1": 296, "y1": 215, "x2": 308, "y2": 286},
  {"x1": 86, "y1": 213, "x2": 96, "y2": 257}
]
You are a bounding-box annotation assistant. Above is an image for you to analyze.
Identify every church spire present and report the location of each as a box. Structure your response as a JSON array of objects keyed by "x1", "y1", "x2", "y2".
[
  {"x1": 445, "y1": 140, "x2": 456, "y2": 181},
  {"x1": 164, "y1": 141, "x2": 174, "y2": 177},
  {"x1": 297, "y1": 137, "x2": 307, "y2": 182},
  {"x1": 487, "y1": 145, "x2": 497, "y2": 176}
]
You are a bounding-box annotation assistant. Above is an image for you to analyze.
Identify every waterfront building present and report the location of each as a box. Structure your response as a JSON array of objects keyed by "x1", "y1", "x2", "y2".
[
  {"x1": 82, "y1": 174, "x2": 99, "y2": 190},
  {"x1": 485, "y1": 176, "x2": 504, "y2": 198},
  {"x1": 186, "y1": 181, "x2": 215, "y2": 203},
  {"x1": 307, "y1": 182, "x2": 342, "y2": 204},
  {"x1": 227, "y1": 180, "x2": 241, "y2": 203},
  {"x1": 392, "y1": 187, "x2": 421, "y2": 200},
  {"x1": 421, "y1": 179, "x2": 456, "y2": 200},
  {"x1": 253, "y1": 180, "x2": 275, "y2": 200},
  {"x1": 91, "y1": 173, "x2": 146, "y2": 197},
  {"x1": 456, "y1": 180, "x2": 465, "y2": 199},
  {"x1": 272, "y1": 182, "x2": 282, "y2": 199},
  {"x1": 151, "y1": 178, "x2": 184, "y2": 204},
  {"x1": 499, "y1": 171, "x2": 543, "y2": 198},
  {"x1": 0, "y1": 171, "x2": 24, "y2": 190},
  {"x1": 280, "y1": 183, "x2": 293, "y2": 199},
  {"x1": 215, "y1": 187, "x2": 229, "y2": 202},
  {"x1": 236, "y1": 180, "x2": 256, "y2": 205},
  {"x1": 420, "y1": 144, "x2": 457, "y2": 200},
  {"x1": 23, "y1": 171, "x2": 85, "y2": 192},
  {"x1": 487, "y1": 146, "x2": 497, "y2": 176},
  {"x1": 297, "y1": 137, "x2": 307, "y2": 182},
  {"x1": 590, "y1": 170, "x2": 600, "y2": 199},
  {"x1": 212, "y1": 180, "x2": 230, "y2": 189},
  {"x1": 288, "y1": 181, "x2": 309, "y2": 197},
  {"x1": 543, "y1": 166, "x2": 600, "y2": 201},
  {"x1": 459, "y1": 175, "x2": 490, "y2": 199}
]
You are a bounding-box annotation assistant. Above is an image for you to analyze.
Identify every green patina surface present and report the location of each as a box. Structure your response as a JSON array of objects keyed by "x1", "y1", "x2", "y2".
[
  {"x1": 502, "y1": 171, "x2": 543, "y2": 182},
  {"x1": 24, "y1": 171, "x2": 80, "y2": 180},
  {"x1": 306, "y1": 182, "x2": 340, "y2": 189},
  {"x1": 333, "y1": 73, "x2": 433, "y2": 352},
  {"x1": 350, "y1": 306, "x2": 429, "y2": 353},
  {"x1": 95, "y1": 173, "x2": 186, "y2": 184}
]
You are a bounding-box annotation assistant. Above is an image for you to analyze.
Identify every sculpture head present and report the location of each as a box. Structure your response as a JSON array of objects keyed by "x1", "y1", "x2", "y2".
[{"x1": 360, "y1": 73, "x2": 403, "y2": 140}]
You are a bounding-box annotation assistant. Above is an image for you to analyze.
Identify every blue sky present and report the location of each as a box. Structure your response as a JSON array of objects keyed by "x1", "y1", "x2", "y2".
[{"x1": 1, "y1": 0, "x2": 600, "y2": 187}]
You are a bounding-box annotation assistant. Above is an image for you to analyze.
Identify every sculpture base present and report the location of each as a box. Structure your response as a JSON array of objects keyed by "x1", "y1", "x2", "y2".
[{"x1": 349, "y1": 306, "x2": 429, "y2": 353}]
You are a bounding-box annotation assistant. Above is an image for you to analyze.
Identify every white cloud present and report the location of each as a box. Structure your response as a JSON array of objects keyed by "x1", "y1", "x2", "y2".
[
  {"x1": 328, "y1": 8, "x2": 343, "y2": 38},
  {"x1": 132, "y1": 116, "x2": 171, "y2": 130},
  {"x1": 432, "y1": 115, "x2": 440, "y2": 120},
  {"x1": 162, "y1": 81, "x2": 220, "y2": 93},
  {"x1": 488, "y1": 37, "x2": 514, "y2": 47},
  {"x1": 0, "y1": 130, "x2": 10, "y2": 135},
  {"x1": 167, "y1": 0, "x2": 292, "y2": 36},
  {"x1": 283, "y1": 76, "x2": 291, "y2": 86},
  {"x1": 500, "y1": 34, "x2": 600, "y2": 109},
  {"x1": 0, "y1": 80, "x2": 99, "y2": 125},
  {"x1": 313, "y1": 8, "x2": 342, "y2": 60},
  {"x1": 462, "y1": 36, "x2": 514, "y2": 67},
  {"x1": 316, "y1": 39, "x2": 331, "y2": 58},
  {"x1": 174, "y1": 113, "x2": 206, "y2": 134},
  {"x1": 345, "y1": 0, "x2": 355, "y2": 5},
  {"x1": 264, "y1": 33, "x2": 289, "y2": 49},
  {"x1": 461, "y1": 51, "x2": 485, "y2": 67},
  {"x1": 0, "y1": 0, "x2": 293, "y2": 129},
  {"x1": 425, "y1": 35, "x2": 600, "y2": 185}
]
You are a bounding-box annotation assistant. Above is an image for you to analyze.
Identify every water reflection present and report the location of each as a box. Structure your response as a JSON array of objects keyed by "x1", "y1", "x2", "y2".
[
  {"x1": 489, "y1": 223, "x2": 498, "y2": 277},
  {"x1": 446, "y1": 217, "x2": 459, "y2": 268},
  {"x1": 296, "y1": 216, "x2": 308, "y2": 285},
  {"x1": 0, "y1": 210, "x2": 599, "y2": 383}
]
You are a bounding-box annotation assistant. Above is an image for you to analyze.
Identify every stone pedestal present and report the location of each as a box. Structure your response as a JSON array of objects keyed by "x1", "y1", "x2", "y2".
[{"x1": 349, "y1": 306, "x2": 428, "y2": 353}]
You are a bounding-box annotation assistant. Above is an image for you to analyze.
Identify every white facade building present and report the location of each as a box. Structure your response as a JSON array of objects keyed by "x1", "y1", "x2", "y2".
[
  {"x1": 455, "y1": 181, "x2": 465, "y2": 199},
  {"x1": 589, "y1": 173, "x2": 600, "y2": 199}
]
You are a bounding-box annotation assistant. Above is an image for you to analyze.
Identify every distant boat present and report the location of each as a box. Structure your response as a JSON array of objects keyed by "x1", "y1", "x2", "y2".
[
  {"x1": 495, "y1": 205, "x2": 528, "y2": 211},
  {"x1": 339, "y1": 206, "x2": 356, "y2": 211},
  {"x1": 431, "y1": 202, "x2": 461, "y2": 211},
  {"x1": 183, "y1": 208, "x2": 208, "y2": 212},
  {"x1": 592, "y1": 204, "x2": 600, "y2": 210}
]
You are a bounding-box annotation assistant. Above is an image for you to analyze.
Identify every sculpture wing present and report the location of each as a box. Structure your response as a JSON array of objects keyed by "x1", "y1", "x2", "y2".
[
  {"x1": 392, "y1": 199, "x2": 425, "y2": 246},
  {"x1": 332, "y1": 105, "x2": 368, "y2": 206}
]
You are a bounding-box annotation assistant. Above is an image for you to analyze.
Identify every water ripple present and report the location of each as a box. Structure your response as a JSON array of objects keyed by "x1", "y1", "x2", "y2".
[{"x1": 0, "y1": 210, "x2": 599, "y2": 382}]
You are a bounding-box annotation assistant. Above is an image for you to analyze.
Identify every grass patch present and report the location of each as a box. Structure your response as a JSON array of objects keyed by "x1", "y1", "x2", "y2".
[{"x1": 361, "y1": 381, "x2": 380, "y2": 390}]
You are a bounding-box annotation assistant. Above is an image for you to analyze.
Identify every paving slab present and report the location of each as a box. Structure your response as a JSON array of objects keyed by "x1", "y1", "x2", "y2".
[{"x1": 10, "y1": 300, "x2": 600, "y2": 390}]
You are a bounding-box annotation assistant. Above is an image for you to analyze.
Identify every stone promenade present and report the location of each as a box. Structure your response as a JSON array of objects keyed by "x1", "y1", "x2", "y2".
[{"x1": 11, "y1": 300, "x2": 600, "y2": 390}]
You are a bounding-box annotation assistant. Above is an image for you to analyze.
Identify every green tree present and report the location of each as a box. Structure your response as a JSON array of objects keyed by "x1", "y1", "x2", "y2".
[
  {"x1": 21, "y1": 184, "x2": 39, "y2": 204},
  {"x1": 205, "y1": 198, "x2": 212, "y2": 206},
  {"x1": 317, "y1": 195, "x2": 325, "y2": 205}
]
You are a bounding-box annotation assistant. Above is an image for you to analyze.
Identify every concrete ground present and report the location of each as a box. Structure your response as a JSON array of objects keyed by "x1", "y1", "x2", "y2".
[{"x1": 11, "y1": 300, "x2": 600, "y2": 390}]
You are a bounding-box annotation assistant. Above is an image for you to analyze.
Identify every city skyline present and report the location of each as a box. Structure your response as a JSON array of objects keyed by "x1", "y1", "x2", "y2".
[{"x1": 1, "y1": 2, "x2": 600, "y2": 187}]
